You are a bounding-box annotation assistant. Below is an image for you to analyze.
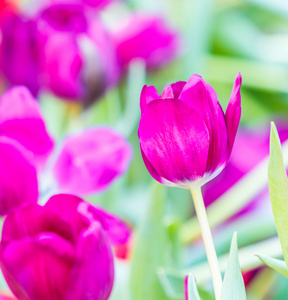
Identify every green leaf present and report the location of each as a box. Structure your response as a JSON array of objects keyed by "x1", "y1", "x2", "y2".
[
  {"x1": 130, "y1": 182, "x2": 169, "y2": 300},
  {"x1": 268, "y1": 122, "x2": 288, "y2": 268},
  {"x1": 221, "y1": 233, "x2": 246, "y2": 300},
  {"x1": 157, "y1": 269, "x2": 215, "y2": 300},
  {"x1": 257, "y1": 254, "x2": 288, "y2": 278},
  {"x1": 186, "y1": 274, "x2": 201, "y2": 300}
]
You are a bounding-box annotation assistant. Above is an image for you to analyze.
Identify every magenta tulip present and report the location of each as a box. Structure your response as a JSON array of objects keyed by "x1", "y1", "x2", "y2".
[
  {"x1": 0, "y1": 13, "x2": 42, "y2": 96},
  {"x1": 37, "y1": 2, "x2": 119, "y2": 103},
  {"x1": 112, "y1": 13, "x2": 180, "y2": 69},
  {"x1": 0, "y1": 194, "x2": 129, "y2": 300},
  {"x1": 0, "y1": 136, "x2": 38, "y2": 215},
  {"x1": 53, "y1": 127, "x2": 133, "y2": 195},
  {"x1": 0, "y1": 86, "x2": 54, "y2": 166},
  {"x1": 138, "y1": 73, "x2": 242, "y2": 188}
]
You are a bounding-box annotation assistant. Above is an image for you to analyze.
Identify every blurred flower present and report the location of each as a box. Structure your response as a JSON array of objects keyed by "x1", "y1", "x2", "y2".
[
  {"x1": 138, "y1": 73, "x2": 242, "y2": 188},
  {"x1": 37, "y1": 1, "x2": 119, "y2": 104},
  {"x1": 0, "y1": 86, "x2": 54, "y2": 167},
  {"x1": 0, "y1": 294, "x2": 16, "y2": 300},
  {"x1": 0, "y1": 194, "x2": 130, "y2": 300},
  {"x1": 53, "y1": 127, "x2": 133, "y2": 195},
  {"x1": 0, "y1": 13, "x2": 42, "y2": 96},
  {"x1": 0, "y1": 136, "x2": 38, "y2": 216},
  {"x1": 112, "y1": 13, "x2": 180, "y2": 70}
]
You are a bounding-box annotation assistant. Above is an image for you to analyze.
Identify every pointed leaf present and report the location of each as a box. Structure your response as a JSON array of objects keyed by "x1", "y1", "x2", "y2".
[
  {"x1": 257, "y1": 254, "x2": 288, "y2": 278},
  {"x1": 186, "y1": 274, "x2": 201, "y2": 300},
  {"x1": 268, "y1": 122, "x2": 288, "y2": 268},
  {"x1": 221, "y1": 233, "x2": 246, "y2": 300}
]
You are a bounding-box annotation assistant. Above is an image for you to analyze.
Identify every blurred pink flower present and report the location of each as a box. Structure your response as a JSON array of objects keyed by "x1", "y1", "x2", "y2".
[
  {"x1": 0, "y1": 136, "x2": 38, "y2": 216},
  {"x1": 0, "y1": 194, "x2": 129, "y2": 300},
  {"x1": 53, "y1": 127, "x2": 133, "y2": 195},
  {"x1": 37, "y1": 1, "x2": 119, "y2": 104},
  {"x1": 138, "y1": 73, "x2": 242, "y2": 188},
  {"x1": 0, "y1": 86, "x2": 54, "y2": 166},
  {"x1": 112, "y1": 13, "x2": 181, "y2": 69},
  {"x1": 0, "y1": 13, "x2": 42, "y2": 96},
  {"x1": 0, "y1": 86, "x2": 54, "y2": 215},
  {"x1": 82, "y1": 0, "x2": 115, "y2": 9}
]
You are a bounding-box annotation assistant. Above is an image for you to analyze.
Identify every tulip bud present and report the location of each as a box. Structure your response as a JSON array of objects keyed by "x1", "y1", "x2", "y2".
[{"x1": 138, "y1": 73, "x2": 242, "y2": 188}]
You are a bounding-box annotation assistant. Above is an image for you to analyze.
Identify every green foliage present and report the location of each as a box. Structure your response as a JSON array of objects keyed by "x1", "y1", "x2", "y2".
[
  {"x1": 130, "y1": 182, "x2": 170, "y2": 300},
  {"x1": 221, "y1": 233, "x2": 246, "y2": 300},
  {"x1": 257, "y1": 255, "x2": 288, "y2": 278},
  {"x1": 268, "y1": 122, "x2": 288, "y2": 268}
]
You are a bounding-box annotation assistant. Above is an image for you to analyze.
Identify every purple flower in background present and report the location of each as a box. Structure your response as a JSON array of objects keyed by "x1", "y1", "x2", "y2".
[
  {"x1": 0, "y1": 13, "x2": 42, "y2": 96},
  {"x1": 112, "y1": 13, "x2": 180, "y2": 69},
  {"x1": 0, "y1": 86, "x2": 54, "y2": 215},
  {"x1": 0, "y1": 194, "x2": 129, "y2": 300},
  {"x1": 53, "y1": 127, "x2": 133, "y2": 195},
  {"x1": 138, "y1": 73, "x2": 242, "y2": 188},
  {"x1": 0, "y1": 86, "x2": 54, "y2": 166},
  {"x1": 0, "y1": 137, "x2": 38, "y2": 216},
  {"x1": 37, "y1": 2, "x2": 119, "y2": 104}
]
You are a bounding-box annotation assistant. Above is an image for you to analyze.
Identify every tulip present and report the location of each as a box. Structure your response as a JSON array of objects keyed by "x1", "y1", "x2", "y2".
[
  {"x1": 0, "y1": 136, "x2": 38, "y2": 215},
  {"x1": 0, "y1": 13, "x2": 42, "y2": 96},
  {"x1": 0, "y1": 86, "x2": 54, "y2": 167},
  {"x1": 112, "y1": 13, "x2": 180, "y2": 70},
  {"x1": 37, "y1": 2, "x2": 119, "y2": 104},
  {"x1": 0, "y1": 194, "x2": 130, "y2": 300},
  {"x1": 138, "y1": 73, "x2": 242, "y2": 189},
  {"x1": 53, "y1": 127, "x2": 133, "y2": 195}
]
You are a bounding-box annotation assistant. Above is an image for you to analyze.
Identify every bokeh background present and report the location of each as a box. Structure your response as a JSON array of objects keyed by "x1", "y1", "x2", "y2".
[{"x1": 1, "y1": 0, "x2": 288, "y2": 299}]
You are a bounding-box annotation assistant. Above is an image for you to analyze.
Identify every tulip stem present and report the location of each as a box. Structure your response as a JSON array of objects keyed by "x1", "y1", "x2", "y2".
[{"x1": 189, "y1": 187, "x2": 222, "y2": 300}]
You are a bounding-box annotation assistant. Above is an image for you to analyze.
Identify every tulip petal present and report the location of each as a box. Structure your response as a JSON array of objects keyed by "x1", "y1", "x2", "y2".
[
  {"x1": 90, "y1": 205, "x2": 130, "y2": 245},
  {"x1": 1, "y1": 236, "x2": 74, "y2": 300},
  {"x1": 170, "y1": 81, "x2": 186, "y2": 98},
  {"x1": 179, "y1": 74, "x2": 228, "y2": 173},
  {"x1": 140, "y1": 85, "x2": 159, "y2": 115},
  {"x1": 1, "y1": 204, "x2": 74, "y2": 248},
  {"x1": 161, "y1": 85, "x2": 174, "y2": 98},
  {"x1": 139, "y1": 99, "x2": 209, "y2": 184},
  {"x1": 67, "y1": 223, "x2": 114, "y2": 300},
  {"x1": 0, "y1": 87, "x2": 54, "y2": 165},
  {"x1": 53, "y1": 127, "x2": 133, "y2": 195},
  {"x1": 46, "y1": 194, "x2": 130, "y2": 245},
  {"x1": 225, "y1": 72, "x2": 242, "y2": 157},
  {"x1": 0, "y1": 137, "x2": 38, "y2": 216}
]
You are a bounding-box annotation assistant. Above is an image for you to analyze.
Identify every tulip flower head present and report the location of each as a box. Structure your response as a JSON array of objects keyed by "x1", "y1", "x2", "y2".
[
  {"x1": 53, "y1": 127, "x2": 133, "y2": 195},
  {"x1": 138, "y1": 73, "x2": 242, "y2": 189},
  {"x1": 0, "y1": 194, "x2": 130, "y2": 300}
]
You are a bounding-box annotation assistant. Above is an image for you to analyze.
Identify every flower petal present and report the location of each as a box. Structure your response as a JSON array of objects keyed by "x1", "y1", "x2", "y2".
[
  {"x1": 1, "y1": 236, "x2": 74, "y2": 300},
  {"x1": 67, "y1": 223, "x2": 114, "y2": 300},
  {"x1": 53, "y1": 127, "x2": 133, "y2": 195},
  {"x1": 139, "y1": 99, "x2": 210, "y2": 185},
  {"x1": 0, "y1": 87, "x2": 54, "y2": 165},
  {"x1": 0, "y1": 137, "x2": 38, "y2": 216},
  {"x1": 179, "y1": 74, "x2": 228, "y2": 173},
  {"x1": 140, "y1": 85, "x2": 159, "y2": 115},
  {"x1": 161, "y1": 85, "x2": 174, "y2": 98},
  {"x1": 170, "y1": 81, "x2": 186, "y2": 98},
  {"x1": 225, "y1": 72, "x2": 242, "y2": 157},
  {"x1": 1, "y1": 204, "x2": 74, "y2": 248}
]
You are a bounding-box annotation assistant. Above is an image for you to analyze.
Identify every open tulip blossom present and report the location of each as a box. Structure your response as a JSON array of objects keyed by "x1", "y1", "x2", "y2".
[
  {"x1": 138, "y1": 72, "x2": 242, "y2": 189},
  {"x1": 0, "y1": 194, "x2": 130, "y2": 300}
]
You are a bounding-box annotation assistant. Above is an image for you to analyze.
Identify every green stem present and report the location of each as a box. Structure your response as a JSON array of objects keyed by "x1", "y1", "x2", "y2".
[{"x1": 190, "y1": 187, "x2": 222, "y2": 300}]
